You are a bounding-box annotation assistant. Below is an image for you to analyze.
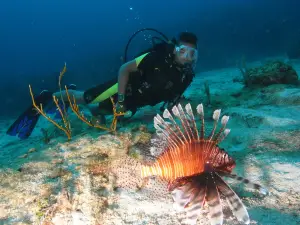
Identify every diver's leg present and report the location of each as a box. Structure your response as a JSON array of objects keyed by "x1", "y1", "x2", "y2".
[
  {"x1": 88, "y1": 104, "x2": 104, "y2": 116},
  {"x1": 52, "y1": 90, "x2": 87, "y2": 105}
]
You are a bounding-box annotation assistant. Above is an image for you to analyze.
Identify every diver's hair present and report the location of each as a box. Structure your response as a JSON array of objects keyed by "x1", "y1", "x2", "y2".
[{"x1": 177, "y1": 31, "x2": 198, "y2": 47}]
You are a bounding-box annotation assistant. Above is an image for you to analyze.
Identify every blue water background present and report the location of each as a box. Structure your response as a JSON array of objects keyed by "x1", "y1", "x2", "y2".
[{"x1": 0, "y1": 0, "x2": 299, "y2": 116}]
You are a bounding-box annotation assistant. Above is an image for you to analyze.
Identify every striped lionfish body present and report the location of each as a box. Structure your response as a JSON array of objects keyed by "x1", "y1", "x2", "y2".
[{"x1": 140, "y1": 103, "x2": 268, "y2": 225}]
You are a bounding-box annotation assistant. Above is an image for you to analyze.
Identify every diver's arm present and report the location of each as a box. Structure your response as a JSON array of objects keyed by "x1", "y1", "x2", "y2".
[
  {"x1": 117, "y1": 59, "x2": 138, "y2": 98},
  {"x1": 118, "y1": 52, "x2": 155, "y2": 102}
]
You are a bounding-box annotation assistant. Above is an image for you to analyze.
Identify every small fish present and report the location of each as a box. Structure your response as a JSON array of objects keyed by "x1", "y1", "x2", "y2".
[{"x1": 110, "y1": 103, "x2": 268, "y2": 225}]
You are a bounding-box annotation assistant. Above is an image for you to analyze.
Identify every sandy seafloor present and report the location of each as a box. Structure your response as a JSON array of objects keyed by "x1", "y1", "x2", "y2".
[{"x1": 0, "y1": 56, "x2": 300, "y2": 225}]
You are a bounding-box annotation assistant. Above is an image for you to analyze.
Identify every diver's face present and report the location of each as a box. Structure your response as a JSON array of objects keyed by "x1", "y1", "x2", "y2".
[{"x1": 174, "y1": 42, "x2": 198, "y2": 67}]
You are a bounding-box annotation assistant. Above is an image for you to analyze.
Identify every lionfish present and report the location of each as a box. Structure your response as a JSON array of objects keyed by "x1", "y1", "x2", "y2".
[{"x1": 111, "y1": 103, "x2": 268, "y2": 225}]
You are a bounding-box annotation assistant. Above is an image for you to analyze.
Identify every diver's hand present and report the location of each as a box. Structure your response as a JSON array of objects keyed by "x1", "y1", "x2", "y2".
[
  {"x1": 115, "y1": 102, "x2": 126, "y2": 114},
  {"x1": 115, "y1": 102, "x2": 133, "y2": 119}
]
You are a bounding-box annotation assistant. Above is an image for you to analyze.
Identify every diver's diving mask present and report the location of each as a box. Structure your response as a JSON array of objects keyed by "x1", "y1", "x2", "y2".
[{"x1": 175, "y1": 44, "x2": 198, "y2": 63}]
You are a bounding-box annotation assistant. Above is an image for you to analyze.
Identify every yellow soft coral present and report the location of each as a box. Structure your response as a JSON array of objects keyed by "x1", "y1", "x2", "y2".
[
  {"x1": 29, "y1": 62, "x2": 125, "y2": 141},
  {"x1": 29, "y1": 84, "x2": 72, "y2": 140}
]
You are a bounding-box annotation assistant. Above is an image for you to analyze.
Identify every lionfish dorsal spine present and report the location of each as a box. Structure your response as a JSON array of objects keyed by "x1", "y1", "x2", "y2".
[
  {"x1": 154, "y1": 103, "x2": 232, "y2": 160},
  {"x1": 154, "y1": 115, "x2": 180, "y2": 150},
  {"x1": 212, "y1": 115, "x2": 230, "y2": 143},
  {"x1": 185, "y1": 103, "x2": 199, "y2": 140},
  {"x1": 208, "y1": 109, "x2": 221, "y2": 141},
  {"x1": 162, "y1": 107, "x2": 188, "y2": 145},
  {"x1": 171, "y1": 104, "x2": 195, "y2": 142},
  {"x1": 179, "y1": 104, "x2": 194, "y2": 141},
  {"x1": 196, "y1": 103, "x2": 205, "y2": 140},
  {"x1": 194, "y1": 104, "x2": 230, "y2": 145},
  {"x1": 171, "y1": 104, "x2": 191, "y2": 143}
]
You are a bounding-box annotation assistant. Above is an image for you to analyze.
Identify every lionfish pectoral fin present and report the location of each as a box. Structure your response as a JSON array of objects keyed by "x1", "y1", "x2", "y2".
[
  {"x1": 205, "y1": 173, "x2": 223, "y2": 225},
  {"x1": 215, "y1": 173, "x2": 250, "y2": 224},
  {"x1": 181, "y1": 188, "x2": 206, "y2": 225},
  {"x1": 170, "y1": 175, "x2": 206, "y2": 224},
  {"x1": 220, "y1": 172, "x2": 269, "y2": 195},
  {"x1": 171, "y1": 182, "x2": 196, "y2": 211},
  {"x1": 171, "y1": 188, "x2": 189, "y2": 212}
]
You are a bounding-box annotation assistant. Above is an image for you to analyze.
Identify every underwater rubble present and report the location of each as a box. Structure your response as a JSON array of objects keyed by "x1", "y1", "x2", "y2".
[{"x1": 1, "y1": 58, "x2": 300, "y2": 225}]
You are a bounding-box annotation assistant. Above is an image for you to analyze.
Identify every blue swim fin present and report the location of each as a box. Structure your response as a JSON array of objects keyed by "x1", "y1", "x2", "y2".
[
  {"x1": 6, "y1": 84, "x2": 77, "y2": 139},
  {"x1": 6, "y1": 90, "x2": 53, "y2": 139}
]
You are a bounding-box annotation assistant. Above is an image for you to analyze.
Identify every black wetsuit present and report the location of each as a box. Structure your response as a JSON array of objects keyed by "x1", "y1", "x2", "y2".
[{"x1": 83, "y1": 49, "x2": 195, "y2": 115}]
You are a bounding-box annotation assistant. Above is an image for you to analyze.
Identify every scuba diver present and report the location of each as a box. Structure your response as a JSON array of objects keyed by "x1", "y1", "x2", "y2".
[{"x1": 7, "y1": 29, "x2": 199, "y2": 139}]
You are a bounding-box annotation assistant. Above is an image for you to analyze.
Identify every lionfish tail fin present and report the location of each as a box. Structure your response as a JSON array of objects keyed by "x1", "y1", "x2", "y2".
[
  {"x1": 222, "y1": 173, "x2": 269, "y2": 195},
  {"x1": 215, "y1": 173, "x2": 250, "y2": 224}
]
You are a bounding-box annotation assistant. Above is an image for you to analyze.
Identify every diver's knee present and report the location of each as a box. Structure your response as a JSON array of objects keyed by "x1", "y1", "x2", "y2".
[
  {"x1": 71, "y1": 91, "x2": 85, "y2": 104},
  {"x1": 52, "y1": 90, "x2": 69, "y2": 101},
  {"x1": 88, "y1": 104, "x2": 111, "y2": 116},
  {"x1": 88, "y1": 104, "x2": 101, "y2": 116},
  {"x1": 53, "y1": 90, "x2": 85, "y2": 104}
]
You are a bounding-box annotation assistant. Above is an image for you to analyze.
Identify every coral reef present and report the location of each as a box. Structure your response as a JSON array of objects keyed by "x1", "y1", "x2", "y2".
[
  {"x1": 239, "y1": 59, "x2": 299, "y2": 87},
  {"x1": 1, "y1": 58, "x2": 300, "y2": 224}
]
